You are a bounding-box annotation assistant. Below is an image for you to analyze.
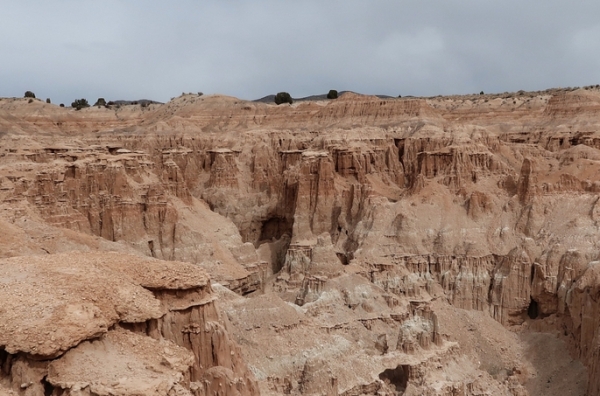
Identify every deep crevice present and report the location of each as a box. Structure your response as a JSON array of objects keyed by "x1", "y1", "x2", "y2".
[
  {"x1": 42, "y1": 376, "x2": 54, "y2": 396},
  {"x1": 527, "y1": 298, "x2": 539, "y2": 319},
  {"x1": 394, "y1": 138, "x2": 405, "y2": 169},
  {"x1": 0, "y1": 348, "x2": 9, "y2": 375},
  {"x1": 148, "y1": 240, "x2": 156, "y2": 258}
]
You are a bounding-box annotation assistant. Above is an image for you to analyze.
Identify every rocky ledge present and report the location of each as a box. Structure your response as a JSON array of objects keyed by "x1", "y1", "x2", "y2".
[{"x1": 0, "y1": 252, "x2": 258, "y2": 396}]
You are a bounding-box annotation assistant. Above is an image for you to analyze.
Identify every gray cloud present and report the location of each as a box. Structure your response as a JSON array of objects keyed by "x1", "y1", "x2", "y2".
[{"x1": 2, "y1": 1, "x2": 600, "y2": 104}]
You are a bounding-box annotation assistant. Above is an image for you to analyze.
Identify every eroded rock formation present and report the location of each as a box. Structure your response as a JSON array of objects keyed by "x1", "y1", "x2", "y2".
[
  {"x1": 0, "y1": 253, "x2": 258, "y2": 396},
  {"x1": 2, "y1": 87, "x2": 600, "y2": 394}
]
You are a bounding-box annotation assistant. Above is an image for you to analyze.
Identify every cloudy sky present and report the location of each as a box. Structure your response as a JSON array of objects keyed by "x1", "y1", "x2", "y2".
[{"x1": 2, "y1": 1, "x2": 600, "y2": 104}]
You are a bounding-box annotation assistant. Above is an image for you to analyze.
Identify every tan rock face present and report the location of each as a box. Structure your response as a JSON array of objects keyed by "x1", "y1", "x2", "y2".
[
  {"x1": 46, "y1": 328, "x2": 195, "y2": 396},
  {"x1": 2, "y1": 88, "x2": 600, "y2": 394},
  {"x1": 0, "y1": 253, "x2": 258, "y2": 396}
]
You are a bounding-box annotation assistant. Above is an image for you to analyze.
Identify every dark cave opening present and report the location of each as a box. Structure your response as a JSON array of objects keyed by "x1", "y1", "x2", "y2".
[
  {"x1": 42, "y1": 376, "x2": 54, "y2": 396},
  {"x1": 379, "y1": 365, "x2": 409, "y2": 393},
  {"x1": 0, "y1": 348, "x2": 8, "y2": 375},
  {"x1": 527, "y1": 298, "x2": 539, "y2": 319},
  {"x1": 336, "y1": 252, "x2": 349, "y2": 265},
  {"x1": 259, "y1": 216, "x2": 292, "y2": 243}
]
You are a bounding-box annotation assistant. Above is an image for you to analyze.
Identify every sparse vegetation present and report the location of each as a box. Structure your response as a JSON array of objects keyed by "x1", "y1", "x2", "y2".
[
  {"x1": 480, "y1": 91, "x2": 484, "y2": 95},
  {"x1": 71, "y1": 98, "x2": 90, "y2": 110},
  {"x1": 46, "y1": 98, "x2": 51, "y2": 104},
  {"x1": 93, "y1": 98, "x2": 106, "y2": 107},
  {"x1": 59, "y1": 104, "x2": 65, "y2": 107},
  {"x1": 24, "y1": 91, "x2": 36, "y2": 99},
  {"x1": 327, "y1": 90, "x2": 338, "y2": 99},
  {"x1": 274, "y1": 92, "x2": 293, "y2": 105}
]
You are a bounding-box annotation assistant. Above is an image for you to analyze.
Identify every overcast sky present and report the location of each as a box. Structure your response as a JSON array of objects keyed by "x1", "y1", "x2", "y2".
[{"x1": 2, "y1": 1, "x2": 600, "y2": 104}]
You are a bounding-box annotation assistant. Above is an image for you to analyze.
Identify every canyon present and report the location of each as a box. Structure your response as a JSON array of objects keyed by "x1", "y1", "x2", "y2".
[{"x1": 1, "y1": 86, "x2": 600, "y2": 395}]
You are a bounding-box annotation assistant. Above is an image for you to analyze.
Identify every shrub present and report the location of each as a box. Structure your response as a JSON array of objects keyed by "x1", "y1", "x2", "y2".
[
  {"x1": 198, "y1": 92, "x2": 203, "y2": 96},
  {"x1": 24, "y1": 91, "x2": 36, "y2": 98},
  {"x1": 46, "y1": 98, "x2": 51, "y2": 104},
  {"x1": 28, "y1": 99, "x2": 33, "y2": 103},
  {"x1": 327, "y1": 90, "x2": 338, "y2": 99},
  {"x1": 480, "y1": 91, "x2": 484, "y2": 95},
  {"x1": 93, "y1": 98, "x2": 106, "y2": 107},
  {"x1": 274, "y1": 92, "x2": 293, "y2": 105},
  {"x1": 59, "y1": 103, "x2": 65, "y2": 107},
  {"x1": 71, "y1": 98, "x2": 90, "y2": 110}
]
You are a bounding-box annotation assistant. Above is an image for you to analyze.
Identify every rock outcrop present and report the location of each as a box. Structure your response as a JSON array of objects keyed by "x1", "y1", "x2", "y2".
[{"x1": 0, "y1": 252, "x2": 258, "y2": 396}]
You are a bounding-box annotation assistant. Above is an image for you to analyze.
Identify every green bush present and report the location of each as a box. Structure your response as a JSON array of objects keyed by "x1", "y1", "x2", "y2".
[
  {"x1": 59, "y1": 104, "x2": 65, "y2": 107},
  {"x1": 93, "y1": 98, "x2": 106, "y2": 107},
  {"x1": 327, "y1": 90, "x2": 338, "y2": 99},
  {"x1": 480, "y1": 91, "x2": 484, "y2": 95},
  {"x1": 71, "y1": 98, "x2": 90, "y2": 110},
  {"x1": 24, "y1": 91, "x2": 36, "y2": 98},
  {"x1": 46, "y1": 98, "x2": 51, "y2": 104},
  {"x1": 274, "y1": 92, "x2": 293, "y2": 105}
]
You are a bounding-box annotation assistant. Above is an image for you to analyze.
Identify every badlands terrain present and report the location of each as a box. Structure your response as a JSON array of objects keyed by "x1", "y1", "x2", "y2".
[{"x1": 1, "y1": 86, "x2": 600, "y2": 395}]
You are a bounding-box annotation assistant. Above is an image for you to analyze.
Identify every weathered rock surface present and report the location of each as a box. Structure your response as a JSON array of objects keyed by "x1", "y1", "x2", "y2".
[
  {"x1": 2, "y1": 87, "x2": 600, "y2": 394},
  {"x1": 0, "y1": 252, "x2": 258, "y2": 396}
]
